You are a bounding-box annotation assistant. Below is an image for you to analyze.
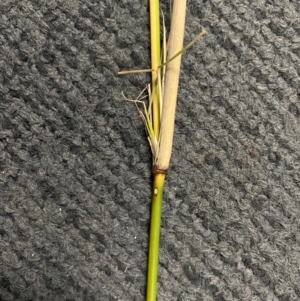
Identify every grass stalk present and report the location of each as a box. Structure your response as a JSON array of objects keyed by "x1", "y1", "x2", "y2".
[
  {"x1": 147, "y1": 2, "x2": 164, "y2": 300},
  {"x1": 146, "y1": 173, "x2": 165, "y2": 301},
  {"x1": 149, "y1": 0, "x2": 161, "y2": 138},
  {"x1": 147, "y1": 1, "x2": 187, "y2": 300},
  {"x1": 118, "y1": 1, "x2": 203, "y2": 299}
]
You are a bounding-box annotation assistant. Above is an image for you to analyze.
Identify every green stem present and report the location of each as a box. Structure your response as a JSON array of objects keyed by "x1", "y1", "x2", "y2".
[
  {"x1": 149, "y1": 0, "x2": 161, "y2": 139},
  {"x1": 146, "y1": 173, "x2": 166, "y2": 301}
]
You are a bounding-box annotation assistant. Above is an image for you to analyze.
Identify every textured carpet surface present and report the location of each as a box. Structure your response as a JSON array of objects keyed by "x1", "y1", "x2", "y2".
[{"x1": 1, "y1": 0, "x2": 300, "y2": 300}]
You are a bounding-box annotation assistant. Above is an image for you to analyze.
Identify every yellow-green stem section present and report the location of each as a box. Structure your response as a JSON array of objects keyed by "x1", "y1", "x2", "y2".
[
  {"x1": 146, "y1": 173, "x2": 165, "y2": 301},
  {"x1": 149, "y1": 0, "x2": 161, "y2": 138}
]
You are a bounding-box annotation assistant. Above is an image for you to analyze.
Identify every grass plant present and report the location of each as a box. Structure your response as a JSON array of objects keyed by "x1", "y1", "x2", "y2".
[{"x1": 118, "y1": 1, "x2": 205, "y2": 299}]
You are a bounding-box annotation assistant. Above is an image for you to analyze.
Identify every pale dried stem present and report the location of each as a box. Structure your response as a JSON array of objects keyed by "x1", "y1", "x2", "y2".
[{"x1": 153, "y1": 0, "x2": 187, "y2": 172}]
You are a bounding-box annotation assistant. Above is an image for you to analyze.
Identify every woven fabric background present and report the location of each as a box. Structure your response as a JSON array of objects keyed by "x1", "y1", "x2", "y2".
[{"x1": 1, "y1": 0, "x2": 300, "y2": 300}]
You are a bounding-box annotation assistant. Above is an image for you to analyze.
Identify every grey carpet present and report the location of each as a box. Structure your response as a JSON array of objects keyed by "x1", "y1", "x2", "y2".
[{"x1": 1, "y1": 0, "x2": 300, "y2": 300}]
